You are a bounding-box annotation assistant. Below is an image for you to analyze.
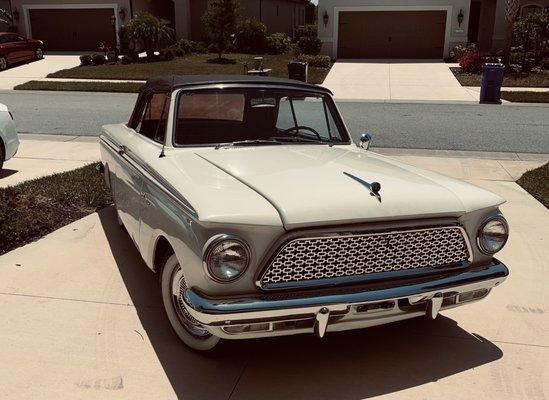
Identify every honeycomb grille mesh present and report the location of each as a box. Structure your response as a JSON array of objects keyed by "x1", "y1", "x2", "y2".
[{"x1": 260, "y1": 227, "x2": 470, "y2": 287}]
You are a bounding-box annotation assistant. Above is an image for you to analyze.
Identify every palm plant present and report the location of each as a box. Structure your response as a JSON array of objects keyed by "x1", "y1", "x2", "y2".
[
  {"x1": 126, "y1": 12, "x2": 174, "y2": 61},
  {"x1": 0, "y1": 8, "x2": 15, "y2": 31}
]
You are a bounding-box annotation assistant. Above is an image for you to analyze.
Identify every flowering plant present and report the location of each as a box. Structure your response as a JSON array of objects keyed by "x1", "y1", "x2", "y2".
[
  {"x1": 98, "y1": 41, "x2": 113, "y2": 55},
  {"x1": 459, "y1": 50, "x2": 482, "y2": 73}
]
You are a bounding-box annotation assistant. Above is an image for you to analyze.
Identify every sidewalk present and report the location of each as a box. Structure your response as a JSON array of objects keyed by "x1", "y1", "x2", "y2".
[{"x1": 0, "y1": 134, "x2": 547, "y2": 399}]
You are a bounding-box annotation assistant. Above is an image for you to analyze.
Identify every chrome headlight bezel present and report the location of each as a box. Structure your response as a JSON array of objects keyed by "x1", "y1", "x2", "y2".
[
  {"x1": 477, "y1": 216, "x2": 509, "y2": 255},
  {"x1": 203, "y1": 234, "x2": 251, "y2": 283}
]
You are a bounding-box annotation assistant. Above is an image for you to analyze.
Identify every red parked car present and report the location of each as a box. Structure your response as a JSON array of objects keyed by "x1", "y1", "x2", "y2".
[{"x1": 0, "y1": 32, "x2": 45, "y2": 71}]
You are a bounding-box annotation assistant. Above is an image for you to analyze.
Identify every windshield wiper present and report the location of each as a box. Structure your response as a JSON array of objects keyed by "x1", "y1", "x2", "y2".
[
  {"x1": 269, "y1": 136, "x2": 337, "y2": 146},
  {"x1": 214, "y1": 139, "x2": 282, "y2": 149}
]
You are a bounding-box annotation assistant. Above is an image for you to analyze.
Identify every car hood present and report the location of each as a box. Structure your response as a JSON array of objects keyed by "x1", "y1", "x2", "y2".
[{"x1": 194, "y1": 145, "x2": 505, "y2": 230}]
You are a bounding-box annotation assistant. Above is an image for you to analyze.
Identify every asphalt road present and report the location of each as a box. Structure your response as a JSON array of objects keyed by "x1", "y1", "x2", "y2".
[{"x1": 1, "y1": 90, "x2": 548, "y2": 153}]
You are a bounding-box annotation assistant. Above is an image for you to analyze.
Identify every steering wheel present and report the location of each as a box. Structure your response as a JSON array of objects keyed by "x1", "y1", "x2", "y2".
[{"x1": 281, "y1": 125, "x2": 323, "y2": 141}]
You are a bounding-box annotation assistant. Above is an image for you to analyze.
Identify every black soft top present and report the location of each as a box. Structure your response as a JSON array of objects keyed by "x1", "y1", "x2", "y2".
[{"x1": 142, "y1": 75, "x2": 332, "y2": 94}]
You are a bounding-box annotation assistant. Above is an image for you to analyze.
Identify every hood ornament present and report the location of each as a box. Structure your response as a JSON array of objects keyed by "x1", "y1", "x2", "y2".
[{"x1": 343, "y1": 172, "x2": 382, "y2": 203}]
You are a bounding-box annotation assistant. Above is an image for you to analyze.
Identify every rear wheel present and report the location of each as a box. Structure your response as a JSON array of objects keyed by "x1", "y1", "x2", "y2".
[
  {"x1": 0, "y1": 56, "x2": 7, "y2": 71},
  {"x1": 35, "y1": 48, "x2": 44, "y2": 60},
  {"x1": 160, "y1": 253, "x2": 220, "y2": 351}
]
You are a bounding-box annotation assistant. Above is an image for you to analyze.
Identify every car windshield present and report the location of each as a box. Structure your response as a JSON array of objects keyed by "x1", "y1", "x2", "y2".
[{"x1": 173, "y1": 88, "x2": 349, "y2": 146}]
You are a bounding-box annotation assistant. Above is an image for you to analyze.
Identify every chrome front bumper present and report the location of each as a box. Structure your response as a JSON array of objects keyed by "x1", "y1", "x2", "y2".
[{"x1": 182, "y1": 260, "x2": 508, "y2": 340}]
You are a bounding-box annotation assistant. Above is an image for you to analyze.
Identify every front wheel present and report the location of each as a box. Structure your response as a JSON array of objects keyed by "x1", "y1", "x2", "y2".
[
  {"x1": 0, "y1": 56, "x2": 7, "y2": 71},
  {"x1": 160, "y1": 253, "x2": 220, "y2": 351},
  {"x1": 35, "y1": 48, "x2": 44, "y2": 60}
]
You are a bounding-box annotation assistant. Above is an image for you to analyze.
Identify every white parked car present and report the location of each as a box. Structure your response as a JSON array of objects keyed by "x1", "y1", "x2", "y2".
[
  {"x1": 0, "y1": 103, "x2": 19, "y2": 171},
  {"x1": 100, "y1": 76, "x2": 509, "y2": 351}
]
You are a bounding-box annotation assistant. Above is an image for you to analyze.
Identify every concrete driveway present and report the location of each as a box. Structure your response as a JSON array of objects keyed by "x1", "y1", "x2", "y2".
[
  {"x1": 0, "y1": 54, "x2": 80, "y2": 90},
  {"x1": 323, "y1": 60, "x2": 478, "y2": 102},
  {"x1": 0, "y1": 137, "x2": 547, "y2": 399}
]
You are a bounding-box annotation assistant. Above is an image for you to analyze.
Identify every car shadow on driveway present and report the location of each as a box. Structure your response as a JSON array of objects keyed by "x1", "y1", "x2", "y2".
[
  {"x1": 0, "y1": 168, "x2": 18, "y2": 179},
  {"x1": 98, "y1": 207, "x2": 503, "y2": 400}
]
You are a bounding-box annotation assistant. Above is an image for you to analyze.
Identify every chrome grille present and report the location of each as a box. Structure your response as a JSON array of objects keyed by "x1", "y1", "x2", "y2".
[{"x1": 260, "y1": 227, "x2": 470, "y2": 288}]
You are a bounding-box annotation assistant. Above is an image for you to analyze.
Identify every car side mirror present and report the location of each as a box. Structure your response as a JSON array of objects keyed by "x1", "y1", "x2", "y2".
[{"x1": 358, "y1": 133, "x2": 372, "y2": 150}]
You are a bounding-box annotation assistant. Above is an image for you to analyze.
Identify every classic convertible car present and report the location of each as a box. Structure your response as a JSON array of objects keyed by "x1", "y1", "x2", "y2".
[{"x1": 99, "y1": 76, "x2": 509, "y2": 351}]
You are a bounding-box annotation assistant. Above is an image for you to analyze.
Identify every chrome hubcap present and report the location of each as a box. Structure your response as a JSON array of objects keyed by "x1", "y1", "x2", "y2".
[
  {"x1": 36, "y1": 49, "x2": 43, "y2": 58},
  {"x1": 0, "y1": 58, "x2": 6, "y2": 70},
  {"x1": 171, "y1": 265, "x2": 211, "y2": 338}
]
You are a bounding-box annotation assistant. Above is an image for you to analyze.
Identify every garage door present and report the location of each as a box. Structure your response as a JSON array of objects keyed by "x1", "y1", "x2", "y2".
[
  {"x1": 337, "y1": 11, "x2": 446, "y2": 58},
  {"x1": 29, "y1": 8, "x2": 114, "y2": 51}
]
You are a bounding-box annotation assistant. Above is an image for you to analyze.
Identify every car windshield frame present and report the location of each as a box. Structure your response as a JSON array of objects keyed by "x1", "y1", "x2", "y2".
[{"x1": 171, "y1": 84, "x2": 352, "y2": 148}]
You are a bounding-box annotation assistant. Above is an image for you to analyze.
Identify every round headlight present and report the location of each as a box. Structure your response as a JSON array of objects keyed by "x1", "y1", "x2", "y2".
[
  {"x1": 204, "y1": 236, "x2": 250, "y2": 282},
  {"x1": 477, "y1": 217, "x2": 509, "y2": 254}
]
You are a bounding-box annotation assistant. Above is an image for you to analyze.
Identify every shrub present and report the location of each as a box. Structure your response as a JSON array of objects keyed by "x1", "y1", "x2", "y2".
[
  {"x1": 160, "y1": 48, "x2": 175, "y2": 61},
  {"x1": 121, "y1": 55, "x2": 133, "y2": 64},
  {"x1": 126, "y1": 11, "x2": 174, "y2": 61},
  {"x1": 79, "y1": 54, "x2": 92, "y2": 66},
  {"x1": 167, "y1": 44, "x2": 185, "y2": 57},
  {"x1": 194, "y1": 41, "x2": 209, "y2": 54},
  {"x1": 294, "y1": 24, "x2": 317, "y2": 41},
  {"x1": 98, "y1": 41, "x2": 112, "y2": 55},
  {"x1": 297, "y1": 35, "x2": 322, "y2": 55},
  {"x1": 177, "y1": 39, "x2": 195, "y2": 53},
  {"x1": 541, "y1": 57, "x2": 549, "y2": 70},
  {"x1": 458, "y1": 50, "x2": 482, "y2": 73},
  {"x1": 201, "y1": 0, "x2": 239, "y2": 59},
  {"x1": 207, "y1": 43, "x2": 219, "y2": 53},
  {"x1": 296, "y1": 54, "x2": 331, "y2": 68},
  {"x1": 106, "y1": 51, "x2": 118, "y2": 63},
  {"x1": 265, "y1": 32, "x2": 292, "y2": 54},
  {"x1": 236, "y1": 18, "x2": 267, "y2": 53},
  {"x1": 91, "y1": 53, "x2": 106, "y2": 65},
  {"x1": 449, "y1": 43, "x2": 476, "y2": 62}
]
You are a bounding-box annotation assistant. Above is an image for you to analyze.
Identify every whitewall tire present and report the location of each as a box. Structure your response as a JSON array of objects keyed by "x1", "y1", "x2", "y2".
[{"x1": 161, "y1": 253, "x2": 220, "y2": 351}]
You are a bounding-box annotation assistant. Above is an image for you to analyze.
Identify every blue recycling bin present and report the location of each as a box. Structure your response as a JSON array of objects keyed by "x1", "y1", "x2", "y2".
[{"x1": 480, "y1": 63, "x2": 505, "y2": 104}]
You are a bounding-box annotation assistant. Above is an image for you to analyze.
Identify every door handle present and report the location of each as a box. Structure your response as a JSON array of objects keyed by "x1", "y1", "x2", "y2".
[
  {"x1": 118, "y1": 145, "x2": 127, "y2": 156},
  {"x1": 141, "y1": 193, "x2": 153, "y2": 206}
]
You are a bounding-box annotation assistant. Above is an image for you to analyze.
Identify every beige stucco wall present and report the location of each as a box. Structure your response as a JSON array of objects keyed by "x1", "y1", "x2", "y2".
[
  {"x1": 317, "y1": 0, "x2": 473, "y2": 59},
  {"x1": 176, "y1": 0, "x2": 306, "y2": 41}
]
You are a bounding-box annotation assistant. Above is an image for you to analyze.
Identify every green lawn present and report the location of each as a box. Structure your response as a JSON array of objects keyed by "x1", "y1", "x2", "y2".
[
  {"x1": 517, "y1": 163, "x2": 549, "y2": 208},
  {"x1": 501, "y1": 91, "x2": 549, "y2": 103},
  {"x1": 48, "y1": 53, "x2": 331, "y2": 84},
  {"x1": 0, "y1": 164, "x2": 112, "y2": 255},
  {"x1": 451, "y1": 68, "x2": 549, "y2": 87},
  {"x1": 15, "y1": 80, "x2": 143, "y2": 93}
]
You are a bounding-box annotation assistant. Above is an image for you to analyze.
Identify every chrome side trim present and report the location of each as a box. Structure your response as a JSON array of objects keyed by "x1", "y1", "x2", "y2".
[{"x1": 100, "y1": 135, "x2": 198, "y2": 219}]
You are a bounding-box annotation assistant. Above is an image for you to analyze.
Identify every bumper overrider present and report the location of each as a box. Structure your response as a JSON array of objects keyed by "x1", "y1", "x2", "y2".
[{"x1": 182, "y1": 260, "x2": 508, "y2": 340}]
